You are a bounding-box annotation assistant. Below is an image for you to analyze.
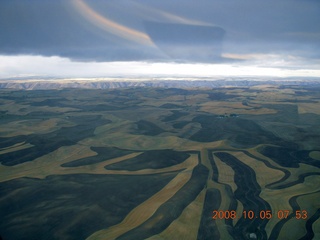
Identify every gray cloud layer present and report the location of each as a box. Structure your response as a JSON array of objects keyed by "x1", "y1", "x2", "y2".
[{"x1": 0, "y1": 0, "x2": 319, "y2": 62}]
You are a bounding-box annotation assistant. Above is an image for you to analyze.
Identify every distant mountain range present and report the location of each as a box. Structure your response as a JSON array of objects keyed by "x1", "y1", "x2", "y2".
[{"x1": 0, "y1": 78, "x2": 319, "y2": 90}]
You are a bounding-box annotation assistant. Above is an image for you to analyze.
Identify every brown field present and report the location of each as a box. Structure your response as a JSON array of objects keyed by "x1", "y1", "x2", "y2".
[{"x1": 0, "y1": 85, "x2": 319, "y2": 240}]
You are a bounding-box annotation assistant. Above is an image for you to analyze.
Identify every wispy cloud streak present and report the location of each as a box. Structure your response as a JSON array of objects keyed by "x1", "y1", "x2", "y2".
[
  {"x1": 71, "y1": 0, "x2": 152, "y2": 45},
  {"x1": 129, "y1": 1, "x2": 213, "y2": 26}
]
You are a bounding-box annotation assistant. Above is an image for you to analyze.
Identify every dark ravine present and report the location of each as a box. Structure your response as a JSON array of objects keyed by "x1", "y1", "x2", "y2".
[
  {"x1": 197, "y1": 188, "x2": 221, "y2": 240},
  {"x1": 214, "y1": 152, "x2": 271, "y2": 240},
  {"x1": 209, "y1": 151, "x2": 238, "y2": 232},
  {"x1": 301, "y1": 208, "x2": 320, "y2": 240}
]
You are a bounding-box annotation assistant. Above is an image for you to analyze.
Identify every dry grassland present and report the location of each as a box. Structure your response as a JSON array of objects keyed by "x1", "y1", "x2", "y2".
[
  {"x1": 296, "y1": 191, "x2": 320, "y2": 225},
  {"x1": 262, "y1": 175, "x2": 320, "y2": 238},
  {"x1": 146, "y1": 96, "x2": 187, "y2": 106},
  {"x1": 33, "y1": 106, "x2": 81, "y2": 113},
  {"x1": 246, "y1": 147, "x2": 320, "y2": 187},
  {"x1": 214, "y1": 153, "x2": 237, "y2": 192},
  {"x1": 84, "y1": 133, "x2": 188, "y2": 151},
  {"x1": 0, "y1": 142, "x2": 33, "y2": 154},
  {"x1": 87, "y1": 154, "x2": 198, "y2": 240},
  {"x1": 1, "y1": 86, "x2": 319, "y2": 239},
  {"x1": 184, "y1": 93, "x2": 209, "y2": 105},
  {"x1": 229, "y1": 151, "x2": 284, "y2": 187},
  {"x1": 0, "y1": 118, "x2": 73, "y2": 137},
  {"x1": 277, "y1": 215, "x2": 307, "y2": 239},
  {"x1": 282, "y1": 163, "x2": 320, "y2": 185},
  {"x1": 0, "y1": 101, "x2": 78, "y2": 115},
  {"x1": 0, "y1": 101, "x2": 29, "y2": 115},
  {"x1": 310, "y1": 151, "x2": 320, "y2": 160},
  {"x1": 0, "y1": 144, "x2": 94, "y2": 182},
  {"x1": 213, "y1": 153, "x2": 244, "y2": 227},
  {"x1": 208, "y1": 180, "x2": 234, "y2": 239},
  {"x1": 257, "y1": 122, "x2": 310, "y2": 145},
  {"x1": 103, "y1": 152, "x2": 197, "y2": 175},
  {"x1": 147, "y1": 189, "x2": 206, "y2": 240},
  {"x1": 300, "y1": 102, "x2": 320, "y2": 114},
  {"x1": 199, "y1": 101, "x2": 277, "y2": 115},
  {"x1": 90, "y1": 119, "x2": 229, "y2": 152},
  {"x1": 298, "y1": 101, "x2": 320, "y2": 114},
  {"x1": 207, "y1": 153, "x2": 237, "y2": 238},
  {"x1": 85, "y1": 115, "x2": 189, "y2": 150},
  {"x1": 181, "y1": 140, "x2": 229, "y2": 152},
  {"x1": 226, "y1": 151, "x2": 286, "y2": 237},
  {"x1": 248, "y1": 86, "x2": 296, "y2": 102},
  {"x1": 313, "y1": 218, "x2": 320, "y2": 239},
  {"x1": 239, "y1": 148, "x2": 320, "y2": 238},
  {"x1": 0, "y1": 144, "x2": 143, "y2": 182}
]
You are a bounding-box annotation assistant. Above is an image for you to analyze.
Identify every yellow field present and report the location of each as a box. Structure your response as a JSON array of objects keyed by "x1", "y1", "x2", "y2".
[
  {"x1": 310, "y1": 151, "x2": 320, "y2": 160},
  {"x1": 87, "y1": 154, "x2": 198, "y2": 240},
  {"x1": 1, "y1": 86, "x2": 319, "y2": 239},
  {"x1": 147, "y1": 189, "x2": 206, "y2": 240}
]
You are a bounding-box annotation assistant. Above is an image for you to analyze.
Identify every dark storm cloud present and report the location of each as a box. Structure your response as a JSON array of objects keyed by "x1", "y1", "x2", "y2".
[
  {"x1": 139, "y1": 0, "x2": 320, "y2": 59},
  {"x1": 0, "y1": 0, "x2": 107, "y2": 58},
  {"x1": 0, "y1": 0, "x2": 319, "y2": 62},
  {"x1": 0, "y1": 0, "x2": 162, "y2": 61}
]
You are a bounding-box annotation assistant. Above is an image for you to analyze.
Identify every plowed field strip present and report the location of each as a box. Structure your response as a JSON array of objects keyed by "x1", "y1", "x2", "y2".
[
  {"x1": 214, "y1": 152, "x2": 270, "y2": 240},
  {"x1": 86, "y1": 154, "x2": 198, "y2": 240},
  {"x1": 147, "y1": 189, "x2": 206, "y2": 240}
]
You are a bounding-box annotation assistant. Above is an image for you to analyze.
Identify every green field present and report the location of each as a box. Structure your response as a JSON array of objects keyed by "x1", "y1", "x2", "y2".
[{"x1": 0, "y1": 85, "x2": 319, "y2": 240}]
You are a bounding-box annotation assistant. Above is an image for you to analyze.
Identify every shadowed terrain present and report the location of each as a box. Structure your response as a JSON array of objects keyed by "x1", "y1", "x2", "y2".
[
  {"x1": 0, "y1": 85, "x2": 319, "y2": 240},
  {"x1": 105, "y1": 150, "x2": 190, "y2": 171}
]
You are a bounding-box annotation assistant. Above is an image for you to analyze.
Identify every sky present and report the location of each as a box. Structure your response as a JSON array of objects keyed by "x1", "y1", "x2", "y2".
[{"x1": 0, "y1": 0, "x2": 320, "y2": 79}]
